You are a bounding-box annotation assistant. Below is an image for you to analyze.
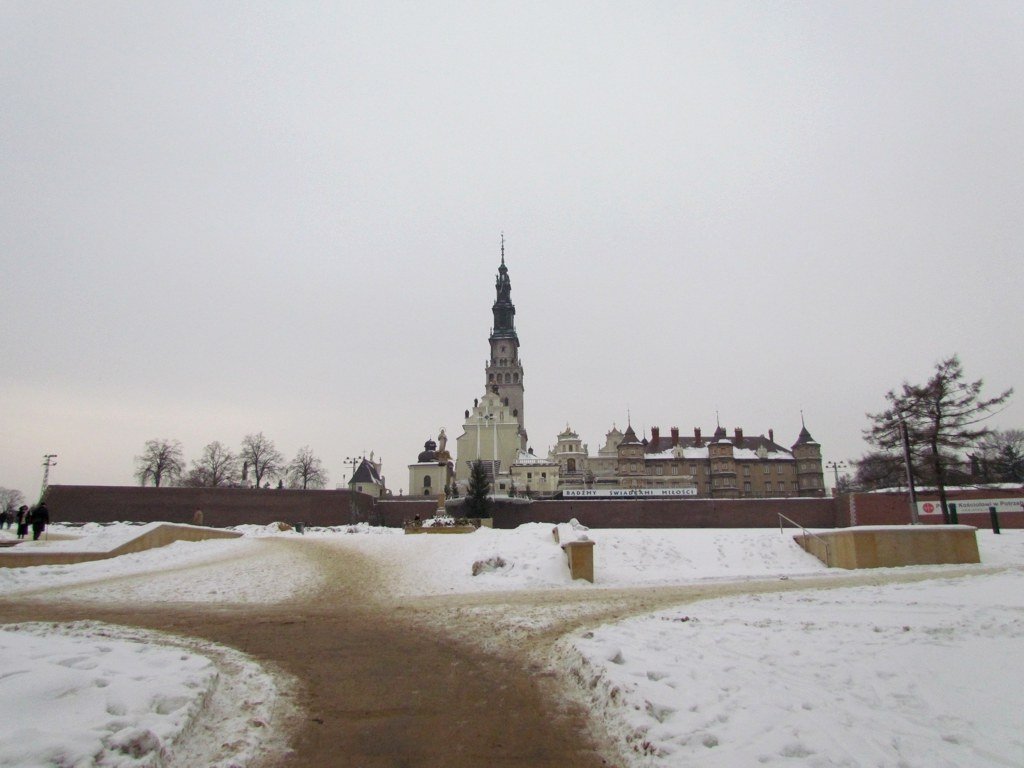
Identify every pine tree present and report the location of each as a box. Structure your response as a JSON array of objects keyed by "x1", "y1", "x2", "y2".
[
  {"x1": 865, "y1": 355, "x2": 1012, "y2": 522},
  {"x1": 464, "y1": 460, "x2": 491, "y2": 518}
]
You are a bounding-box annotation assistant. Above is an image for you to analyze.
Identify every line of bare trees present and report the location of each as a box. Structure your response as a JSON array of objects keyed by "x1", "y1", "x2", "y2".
[{"x1": 134, "y1": 433, "x2": 329, "y2": 490}]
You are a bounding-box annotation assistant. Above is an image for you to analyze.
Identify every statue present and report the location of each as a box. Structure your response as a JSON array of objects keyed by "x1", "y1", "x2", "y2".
[{"x1": 438, "y1": 429, "x2": 447, "y2": 454}]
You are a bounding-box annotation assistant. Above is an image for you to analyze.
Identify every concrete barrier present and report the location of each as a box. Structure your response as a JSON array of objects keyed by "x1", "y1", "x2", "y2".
[
  {"x1": 794, "y1": 525, "x2": 980, "y2": 569},
  {"x1": 0, "y1": 524, "x2": 242, "y2": 569}
]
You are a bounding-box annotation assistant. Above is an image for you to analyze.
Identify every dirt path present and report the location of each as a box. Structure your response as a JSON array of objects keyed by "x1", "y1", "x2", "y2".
[
  {"x1": 0, "y1": 539, "x2": 1009, "y2": 767},
  {"x1": 0, "y1": 539, "x2": 611, "y2": 767}
]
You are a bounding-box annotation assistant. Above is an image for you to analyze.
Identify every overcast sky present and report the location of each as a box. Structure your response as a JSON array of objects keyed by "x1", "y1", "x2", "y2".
[{"x1": 2, "y1": 2, "x2": 1022, "y2": 498}]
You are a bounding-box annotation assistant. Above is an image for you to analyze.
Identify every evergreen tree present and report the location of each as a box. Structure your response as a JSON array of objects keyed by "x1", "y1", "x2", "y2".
[
  {"x1": 865, "y1": 355, "x2": 1012, "y2": 522},
  {"x1": 464, "y1": 460, "x2": 491, "y2": 518}
]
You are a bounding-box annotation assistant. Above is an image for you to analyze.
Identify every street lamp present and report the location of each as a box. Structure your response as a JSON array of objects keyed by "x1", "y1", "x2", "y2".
[
  {"x1": 344, "y1": 455, "x2": 362, "y2": 523},
  {"x1": 40, "y1": 454, "x2": 57, "y2": 501},
  {"x1": 825, "y1": 460, "x2": 847, "y2": 492},
  {"x1": 481, "y1": 413, "x2": 498, "y2": 496}
]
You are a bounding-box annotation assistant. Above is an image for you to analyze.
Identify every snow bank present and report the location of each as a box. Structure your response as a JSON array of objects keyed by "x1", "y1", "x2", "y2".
[
  {"x1": 0, "y1": 622, "x2": 294, "y2": 768},
  {"x1": 559, "y1": 568, "x2": 1024, "y2": 767}
]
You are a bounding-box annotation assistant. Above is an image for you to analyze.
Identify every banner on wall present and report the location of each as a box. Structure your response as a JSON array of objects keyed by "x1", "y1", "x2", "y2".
[
  {"x1": 563, "y1": 488, "x2": 698, "y2": 498},
  {"x1": 917, "y1": 498, "x2": 1024, "y2": 515}
]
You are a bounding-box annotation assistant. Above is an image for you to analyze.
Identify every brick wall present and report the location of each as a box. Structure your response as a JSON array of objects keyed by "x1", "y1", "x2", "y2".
[
  {"x1": 50, "y1": 485, "x2": 1020, "y2": 531},
  {"x1": 841, "y1": 488, "x2": 1024, "y2": 529},
  {"x1": 44, "y1": 485, "x2": 376, "y2": 528}
]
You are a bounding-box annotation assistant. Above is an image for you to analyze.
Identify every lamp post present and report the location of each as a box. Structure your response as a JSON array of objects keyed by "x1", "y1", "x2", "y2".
[
  {"x1": 344, "y1": 455, "x2": 361, "y2": 524},
  {"x1": 482, "y1": 413, "x2": 496, "y2": 497},
  {"x1": 825, "y1": 460, "x2": 847, "y2": 493},
  {"x1": 40, "y1": 454, "x2": 57, "y2": 502}
]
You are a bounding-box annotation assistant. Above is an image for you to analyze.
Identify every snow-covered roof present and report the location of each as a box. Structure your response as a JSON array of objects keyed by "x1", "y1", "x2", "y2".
[
  {"x1": 512, "y1": 450, "x2": 556, "y2": 466},
  {"x1": 643, "y1": 446, "x2": 794, "y2": 461}
]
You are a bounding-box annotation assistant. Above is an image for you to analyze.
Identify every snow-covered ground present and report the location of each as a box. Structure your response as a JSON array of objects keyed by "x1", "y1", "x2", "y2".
[{"x1": 1, "y1": 522, "x2": 1022, "y2": 767}]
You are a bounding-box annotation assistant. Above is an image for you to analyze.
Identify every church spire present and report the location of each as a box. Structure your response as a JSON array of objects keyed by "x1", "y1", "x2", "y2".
[{"x1": 491, "y1": 235, "x2": 516, "y2": 340}]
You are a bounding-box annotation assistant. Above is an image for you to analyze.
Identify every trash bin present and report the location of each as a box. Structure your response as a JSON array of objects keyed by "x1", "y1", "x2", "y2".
[{"x1": 295, "y1": 522, "x2": 305, "y2": 535}]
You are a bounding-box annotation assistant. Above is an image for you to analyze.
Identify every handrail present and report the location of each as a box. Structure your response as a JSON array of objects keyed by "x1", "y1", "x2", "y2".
[{"x1": 778, "y1": 513, "x2": 832, "y2": 567}]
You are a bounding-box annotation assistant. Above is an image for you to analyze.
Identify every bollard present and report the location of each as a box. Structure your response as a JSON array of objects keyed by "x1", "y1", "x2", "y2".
[
  {"x1": 949, "y1": 502, "x2": 958, "y2": 525},
  {"x1": 989, "y1": 506, "x2": 1001, "y2": 535}
]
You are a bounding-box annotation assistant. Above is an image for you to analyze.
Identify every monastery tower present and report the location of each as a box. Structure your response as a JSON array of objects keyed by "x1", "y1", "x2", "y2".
[{"x1": 454, "y1": 239, "x2": 528, "y2": 490}]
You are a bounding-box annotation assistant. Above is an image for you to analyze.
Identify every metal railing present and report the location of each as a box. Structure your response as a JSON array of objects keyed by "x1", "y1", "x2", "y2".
[{"x1": 778, "y1": 513, "x2": 832, "y2": 567}]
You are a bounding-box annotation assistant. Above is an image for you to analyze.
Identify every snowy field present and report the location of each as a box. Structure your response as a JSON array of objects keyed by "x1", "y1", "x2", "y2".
[{"x1": 1, "y1": 522, "x2": 1022, "y2": 767}]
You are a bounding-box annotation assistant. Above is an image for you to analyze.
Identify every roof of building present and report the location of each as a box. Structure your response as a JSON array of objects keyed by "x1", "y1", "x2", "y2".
[
  {"x1": 643, "y1": 433, "x2": 795, "y2": 461},
  {"x1": 417, "y1": 439, "x2": 438, "y2": 463},
  {"x1": 512, "y1": 449, "x2": 557, "y2": 466},
  {"x1": 792, "y1": 425, "x2": 819, "y2": 447},
  {"x1": 351, "y1": 458, "x2": 383, "y2": 486},
  {"x1": 620, "y1": 424, "x2": 642, "y2": 445}
]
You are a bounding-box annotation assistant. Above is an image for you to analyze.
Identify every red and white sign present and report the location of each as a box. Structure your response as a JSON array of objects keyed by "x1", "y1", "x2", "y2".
[{"x1": 917, "y1": 498, "x2": 1024, "y2": 516}]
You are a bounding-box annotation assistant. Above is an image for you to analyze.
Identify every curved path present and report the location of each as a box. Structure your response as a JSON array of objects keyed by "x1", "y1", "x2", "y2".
[{"x1": 0, "y1": 538, "x2": 1005, "y2": 766}]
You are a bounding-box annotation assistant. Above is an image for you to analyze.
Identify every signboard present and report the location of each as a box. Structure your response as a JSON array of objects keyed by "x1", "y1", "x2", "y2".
[
  {"x1": 564, "y1": 488, "x2": 698, "y2": 498},
  {"x1": 918, "y1": 498, "x2": 1024, "y2": 516}
]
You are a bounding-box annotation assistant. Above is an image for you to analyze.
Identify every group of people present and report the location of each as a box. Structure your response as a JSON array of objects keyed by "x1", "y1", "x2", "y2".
[{"x1": 1, "y1": 502, "x2": 49, "y2": 540}]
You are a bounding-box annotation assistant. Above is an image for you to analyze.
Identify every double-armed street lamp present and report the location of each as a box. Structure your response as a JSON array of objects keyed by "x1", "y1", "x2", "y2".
[{"x1": 825, "y1": 460, "x2": 847, "y2": 493}]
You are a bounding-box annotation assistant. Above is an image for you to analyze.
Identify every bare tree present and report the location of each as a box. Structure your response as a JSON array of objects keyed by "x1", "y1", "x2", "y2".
[
  {"x1": 239, "y1": 432, "x2": 284, "y2": 489},
  {"x1": 974, "y1": 429, "x2": 1024, "y2": 483},
  {"x1": 852, "y1": 451, "x2": 913, "y2": 490},
  {"x1": 184, "y1": 441, "x2": 240, "y2": 487},
  {"x1": 134, "y1": 438, "x2": 185, "y2": 487},
  {"x1": 287, "y1": 446, "x2": 328, "y2": 489},
  {"x1": 865, "y1": 355, "x2": 1012, "y2": 522},
  {"x1": 0, "y1": 487, "x2": 26, "y2": 515}
]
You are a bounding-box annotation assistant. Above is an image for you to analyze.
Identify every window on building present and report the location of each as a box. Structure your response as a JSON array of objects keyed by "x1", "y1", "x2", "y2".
[
  {"x1": 513, "y1": 373, "x2": 519, "y2": 382},
  {"x1": 488, "y1": 374, "x2": 494, "y2": 382},
  {"x1": 541, "y1": 472, "x2": 547, "y2": 479},
  {"x1": 765, "y1": 482, "x2": 772, "y2": 493},
  {"x1": 764, "y1": 465, "x2": 771, "y2": 475},
  {"x1": 423, "y1": 476, "x2": 431, "y2": 488},
  {"x1": 778, "y1": 482, "x2": 785, "y2": 492},
  {"x1": 743, "y1": 465, "x2": 750, "y2": 477},
  {"x1": 744, "y1": 481, "x2": 751, "y2": 493},
  {"x1": 505, "y1": 373, "x2": 511, "y2": 383},
  {"x1": 527, "y1": 472, "x2": 532, "y2": 480},
  {"x1": 656, "y1": 466, "x2": 663, "y2": 475},
  {"x1": 690, "y1": 464, "x2": 696, "y2": 475}
]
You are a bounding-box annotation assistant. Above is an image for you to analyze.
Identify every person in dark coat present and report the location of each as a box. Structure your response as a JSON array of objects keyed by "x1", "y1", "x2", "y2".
[
  {"x1": 15, "y1": 506, "x2": 29, "y2": 539},
  {"x1": 30, "y1": 502, "x2": 49, "y2": 541}
]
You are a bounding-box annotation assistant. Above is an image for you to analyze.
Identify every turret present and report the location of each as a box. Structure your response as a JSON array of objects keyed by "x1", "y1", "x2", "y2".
[{"x1": 791, "y1": 421, "x2": 825, "y2": 496}]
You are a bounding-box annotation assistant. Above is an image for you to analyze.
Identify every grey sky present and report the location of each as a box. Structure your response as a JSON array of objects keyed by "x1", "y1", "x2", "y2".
[{"x1": 3, "y1": 2, "x2": 1022, "y2": 498}]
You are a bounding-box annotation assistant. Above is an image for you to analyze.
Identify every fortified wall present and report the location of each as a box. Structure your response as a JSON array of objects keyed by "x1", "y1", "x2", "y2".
[
  {"x1": 42, "y1": 485, "x2": 1022, "y2": 530},
  {"x1": 43, "y1": 485, "x2": 376, "y2": 528}
]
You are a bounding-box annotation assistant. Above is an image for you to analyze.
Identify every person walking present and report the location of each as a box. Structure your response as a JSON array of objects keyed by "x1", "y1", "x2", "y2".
[
  {"x1": 15, "y1": 506, "x2": 29, "y2": 539},
  {"x1": 30, "y1": 502, "x2": 49, "y2": 541}
]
